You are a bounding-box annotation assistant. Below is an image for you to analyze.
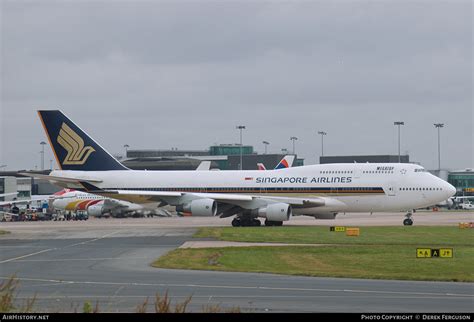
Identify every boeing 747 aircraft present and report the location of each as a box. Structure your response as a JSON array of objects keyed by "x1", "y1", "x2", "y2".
[{"x1": 25, "y1": 110, "x2": 456, "y2": 227}]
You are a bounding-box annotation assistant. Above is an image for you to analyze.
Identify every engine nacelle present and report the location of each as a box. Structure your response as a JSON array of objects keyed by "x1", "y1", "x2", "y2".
[
  {"x1": 313, "y1": 213, "x2": 337, "y2": 220},
  {"x1": 87, "y1": 204, "x2": 104, "y2": 217},
  {"x1": 258, "y1": 203, "x2": 292, "y2": 222},
  {"x1": 176, "y1": 198, "x2": 217, "y2": 217}
]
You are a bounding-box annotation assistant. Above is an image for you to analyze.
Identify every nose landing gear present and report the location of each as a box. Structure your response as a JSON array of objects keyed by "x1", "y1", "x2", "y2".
[{"x1": 403, "y1": 212, "x2": 413, "y2": 226}]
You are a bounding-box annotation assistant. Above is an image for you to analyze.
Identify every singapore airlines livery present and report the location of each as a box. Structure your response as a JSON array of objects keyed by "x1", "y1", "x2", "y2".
[{"x1": 29, "y1": 110, "x2": 456, "y2": 227}]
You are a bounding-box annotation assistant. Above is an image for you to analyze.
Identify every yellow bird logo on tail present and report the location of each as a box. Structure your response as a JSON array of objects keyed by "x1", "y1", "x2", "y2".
[{"x1": 57, "y1": 123, "x2": 95, "y2": 165}]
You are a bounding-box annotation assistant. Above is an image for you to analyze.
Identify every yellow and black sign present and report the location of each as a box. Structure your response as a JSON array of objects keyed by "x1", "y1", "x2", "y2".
[
  {"x1": 463, "y1": 188, "x2": 474, "y2": 193},
  {"x1": 346, "y1": 227, "x2": 360, "y2": 236},
  {"x1": 329, "y1": 226, "x2": 346, "y2": 232},
  {"x1": 459, "y1": 222, "x2": 471, "y2": 229},
  {"x1": 416, "y1": 248, "x2": 453, "y2": 258}
]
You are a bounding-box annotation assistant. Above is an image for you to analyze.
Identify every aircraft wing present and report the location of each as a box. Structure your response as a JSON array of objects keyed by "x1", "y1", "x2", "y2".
[
  {"x1": 0, "y1": 199, "x2": 40, "y2": 206},
  {"x1": 101, "y1": 198, "x2": 144, "y2": 211},
  {"x1": 102, "y1": 198, "x2": 128, "y2": 209},
  {"x1": 92, "y1": 189, "x2": 326, "y2": 210},
  {"x1": 96, "y1": 189, "x2": 253, "y2": 203},
  {"x1": 19, "y1": 172, "x2": 103, "y2": 183},
  {"x1": 23, "y1": 173, "x2": 328, "y2": 213},
  {"x1": 0, "y1": 192, "x2": 18, "y2": 198}
]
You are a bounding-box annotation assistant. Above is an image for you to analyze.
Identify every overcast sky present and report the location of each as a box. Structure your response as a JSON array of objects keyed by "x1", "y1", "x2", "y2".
[{"x1": 1, "y1": 0, "x2": 472, "y2": 171}]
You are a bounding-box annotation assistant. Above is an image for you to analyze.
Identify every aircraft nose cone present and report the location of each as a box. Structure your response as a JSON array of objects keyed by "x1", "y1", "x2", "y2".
[{"x1": 446, "y1": 183, "x2": 456, "y2": 198}]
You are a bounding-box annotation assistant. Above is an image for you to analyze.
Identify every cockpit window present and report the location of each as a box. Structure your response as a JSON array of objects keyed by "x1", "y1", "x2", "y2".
[{"x1": 414, "y1": 168, "x2": 426, "y2": 173}]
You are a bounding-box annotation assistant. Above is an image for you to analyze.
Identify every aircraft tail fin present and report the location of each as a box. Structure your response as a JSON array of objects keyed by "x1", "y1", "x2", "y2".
[
  {"x1": 38, "y1": 110, "x2": 129, "y2": 171},
  {"x1": 274, "y1": 155, "x2": 295, "y2": 170},
  {"x1": 257, "y1": 163, "x2": 267, "y2": 170}
]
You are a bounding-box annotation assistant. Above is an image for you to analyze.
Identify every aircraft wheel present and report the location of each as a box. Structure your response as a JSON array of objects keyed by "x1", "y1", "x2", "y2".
[
  {"x1": 252, "y1": 219, "x2": 261, "y2": 227},
  {"x1": 403, "y1": 218, "x2": 413, "y2": 226},
  {"x1": 241, "y1": 219, "x2": 255, "y2": 227},
  {"x1": 231, "y1": 218, "x2": 241, "y2": 227}
]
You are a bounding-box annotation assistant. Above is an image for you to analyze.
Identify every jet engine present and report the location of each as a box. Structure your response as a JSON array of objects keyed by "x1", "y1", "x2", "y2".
[
  {"x1": 176, "y1": 198, "x2": 217, "y2": 216},
  {"x1": 258, "y1": 203, "x2": 292, "y2": 222},
  {"x1": 87, "y1": 204, "x2": 104, "y2": 217}
]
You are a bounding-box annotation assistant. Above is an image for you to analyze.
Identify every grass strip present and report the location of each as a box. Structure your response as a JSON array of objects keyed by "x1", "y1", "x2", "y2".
[
  {"x1": 194, "y1": 226, "x2": 473, "y2": 246},
  {"x1": 153, "y1": 245, "x2": 474, "y2": 282}
]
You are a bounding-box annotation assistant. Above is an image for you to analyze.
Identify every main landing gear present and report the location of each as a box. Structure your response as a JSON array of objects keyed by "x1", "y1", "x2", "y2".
[
  {"x1": 231, "y1": 217, "x2": 261, "y2": 227},
  {"x1": 231, "y1": 217, "x2": 284, "y2": 227},
  {"x1": 264, "y1": 220, "x2": 283, "y2": 227},
  {"x1": 403, "y1": 212, "x2": 414, "y2": 226}
]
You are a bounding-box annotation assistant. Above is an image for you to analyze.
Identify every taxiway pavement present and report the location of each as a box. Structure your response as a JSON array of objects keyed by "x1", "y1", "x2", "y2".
[{"x1": 0, "y1": 213, "x2": 472, "y2": 312}]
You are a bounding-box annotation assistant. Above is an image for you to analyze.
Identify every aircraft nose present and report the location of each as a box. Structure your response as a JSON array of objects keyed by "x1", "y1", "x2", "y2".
[{"x1": 445, "y1": 182, "x2": 456, "y2": 198}]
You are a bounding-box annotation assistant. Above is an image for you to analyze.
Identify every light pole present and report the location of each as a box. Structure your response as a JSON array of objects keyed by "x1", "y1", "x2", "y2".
[
  {"x1": 236, "y1": 125, "x2": 246, "y2": 170},
  {"x1": 317, "y1": 131, "x2": 327, "y2": 160},
  {"x1": 40, "y1": 141, "x2": 46, "y2": 170},
  {"x1": 123, "y1": 144, "x2": 130, "y2": 158},
  {"x1": 393, "y1": 122, "x2": 404, "y2": 163},
  {"x1": 262, "y1": 141, "x2": 269, "y2": 154},
  {"x1": 434, "y1": 123, "x2": 444, "y2": 170},
  {"x1": 290, "y1": 137, "x2": 298, "y2": 154}
]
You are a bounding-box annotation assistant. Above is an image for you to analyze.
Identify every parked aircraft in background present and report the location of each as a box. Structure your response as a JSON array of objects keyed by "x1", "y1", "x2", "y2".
[
  {"x1": 52, "y1": 189, "x2": 145, "y2": 218},
  {"x1": 25, "y1": 110, "x2": 456, "y2": 227},
  {"x1": 258, "y1": 155, "x2": 295, "y2": 171},
  {"x1": 1, "y1": 188, "x2": 153, "y2": 218}
]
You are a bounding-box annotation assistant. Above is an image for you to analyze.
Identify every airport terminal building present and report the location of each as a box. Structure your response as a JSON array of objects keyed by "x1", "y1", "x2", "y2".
[
  {"x1": 122, "y1": 144, "x2": 304, "y2": 171},
  {"x1": 320, "y1": 155, "x2": 410, "y2": 164},
  {"x1": 0, "y1": 176, "x2": 32, "y2": 201},
  {"x1": 447, "y1": 169, "x2": 474, "y2": 196}
]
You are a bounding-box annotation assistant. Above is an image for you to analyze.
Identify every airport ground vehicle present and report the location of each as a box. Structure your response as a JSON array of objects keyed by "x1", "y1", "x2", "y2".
[
  {"x1": 459, "y1": 201, "x2": 474, "y2": 210},
  {"x1": 0, "y1": 212, "x2": 13, "y2": 222}
]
